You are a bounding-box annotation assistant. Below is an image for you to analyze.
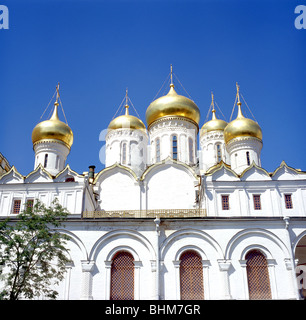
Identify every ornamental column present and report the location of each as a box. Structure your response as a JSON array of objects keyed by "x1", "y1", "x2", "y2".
[
  {"x1": 80, "y1": 260, "x2": 95, "y2": 300},
  {"x1": 217, "y1": 259, "x2": 232, "y2": 299},
  {"x1": 154, "y1": 217, "x2": 161, "y2": 300}
]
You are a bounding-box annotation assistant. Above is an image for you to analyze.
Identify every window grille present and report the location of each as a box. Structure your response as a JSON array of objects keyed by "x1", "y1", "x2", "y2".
[
  {"x1": 12, "y1": 199, "x2": 21, "y2": 214},
  {"x1": 26, "y1": 199, "x2": 34, "y2": 210},
  {"x1": 246, "y1": 250, "x2": 272, "y2": 300},
  {"x1": 253, "y1": 195, "x2": 261, "y2": 210},
  {"x1": 180, "y1": 250, "x2": 204, "y2": 300},
  {"x1": 222, "y1": 195, "x2": 229, "y2": 210},
  {"x1": 110, "y1": 251, "x2": 134, "y2": 300},
  {"x1": 284, "y1": 194, "x2": 293, "y2": 209}
]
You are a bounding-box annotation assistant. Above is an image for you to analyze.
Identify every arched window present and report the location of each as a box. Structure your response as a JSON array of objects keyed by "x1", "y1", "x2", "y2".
[
  {"x1": 188, "y1": 137, "x2": 194, "y2": 163},
  {"x1": 156, "y1": 138, "x2": 160, "y2": 162},
  {"x1": 110, "y1": 251, "x2": 134, "y2": 300},
  {"x1": 180, "y1": 250, "x2": 204, "y2": 300},
  {"x1": 246, "y1": 250, "x2": 272, "y2": 300},
  {"x1": 295, "y1": 234, "x2": 306, "y2": 299},
  {"x1": 246, "y1": 151, "x2": 250, "y2": 166},
  {"x1": 216, "y1": 144, "x2": 222, "y2": 162},
  {"x1": 122, "y1": 143, "x2": 127, "y2": 165},
  {"x1": 44, "y1": 154, "x2": 48, "y2": 168},
  {"x1": 56, "y1": 155, "x2": 59, "y2": 169},
  {"x1": 172, "y1": 135, "x2": 178, "y2": 160},
  {"x1": 65, "y1": 176, "x2": 75, "y2": 182}
]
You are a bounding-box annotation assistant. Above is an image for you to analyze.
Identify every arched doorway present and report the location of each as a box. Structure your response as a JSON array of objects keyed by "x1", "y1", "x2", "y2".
[
  {"x1": 295, "y1": 235, "x2": 306, "y2": 299},
  {"x1": 179, "y1": 250, "x2": 204, "y2": 300},
  {"x1": 110, "y1": 251, "x2": 134, "y2": 300},
  {"x1": 246, "y1": 250, "x2": 272, "y2": 300}
]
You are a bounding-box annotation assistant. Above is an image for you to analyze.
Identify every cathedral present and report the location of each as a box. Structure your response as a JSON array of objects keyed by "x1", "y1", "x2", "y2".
[{"x1": 1, "y1": 69, "x2": 306, "y2": 300}]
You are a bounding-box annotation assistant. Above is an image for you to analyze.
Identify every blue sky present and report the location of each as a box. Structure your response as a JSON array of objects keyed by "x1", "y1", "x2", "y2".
[{"x1": 1, "y1": 0, "x2": 305, "y2": 175}]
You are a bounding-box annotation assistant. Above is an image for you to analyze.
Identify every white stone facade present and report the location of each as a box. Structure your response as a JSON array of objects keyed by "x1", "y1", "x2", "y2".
[
  {"x1": 1, "y1": 83, "x2": 306, "y2": 300},
  {"x1": 226, "y1": 136, "x2": 263, "y2": 174},
  {"x1": 148, "y1": 117, "x2": 198, "y2": 166},
  {"x1": 33, "y1": 140, "x2": 70, "y2": 176},
  {"x1": 200, "y1": 130, "x2": 229, "y2": 172},
  {"x1": 44, "y1": 217, "x2": 303, "y2": 300},
  {"x1": 105, "y1": 128, "x2": 148, "y2": 177}
]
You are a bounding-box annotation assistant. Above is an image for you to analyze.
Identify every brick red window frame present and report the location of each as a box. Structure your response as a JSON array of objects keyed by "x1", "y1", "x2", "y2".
[
  {"x1": 12, "y1": 199, "x2": 21, "y2": 214},
  {"x1": 284, "y1": 194, "x2": 293, "y2": 209},
  {"x1": 253, "y1": 195, "x2": 261, "y2": 210},
  {"x1": 222, "y1": 195, "x2": 229, "y2": 210}
]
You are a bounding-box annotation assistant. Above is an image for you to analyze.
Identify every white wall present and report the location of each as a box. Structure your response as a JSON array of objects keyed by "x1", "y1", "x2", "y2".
[
  {"x1": 148, "y1": 118, "x2": 198, "y2": 165},
  {"x1": 43, "y1": 218, "x2": 304, "y2": 300}
]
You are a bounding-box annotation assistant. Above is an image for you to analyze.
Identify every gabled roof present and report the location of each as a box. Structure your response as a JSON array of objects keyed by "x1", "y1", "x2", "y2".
[
  {"x1": 93, "y1": 162, "x2": 138, "y2": 184},
  {"x1": 54, "y1": 164, "x2": 84, "y2": 182},
  {"x1": 24, "y1": 164, "x2": 53, "y2": 183},
  {"x1": 205, "y1": 161, "x2": 240, "y2": 181},
  {"x1": 140, "y1": 156, "x2": 200, "y2": 182},
  {"x1": 0, "y1": 166, "x2": 24, "y2": 184},
  {"x1": 271, "y1": 161, "x2": 306, "y2": 180},
  {"x1": 240, "y1": 161, "x2": 271, "y2": 181}
]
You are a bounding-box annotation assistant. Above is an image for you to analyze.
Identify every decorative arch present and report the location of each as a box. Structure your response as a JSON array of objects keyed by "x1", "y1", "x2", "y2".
[
  {"x1": 54, "y1": 164, "x2": 83, "y2": 182},
  {"x1": 24, "y1": 164, "x2": 53, "y2": 183},
  {"x1": 293, "y1": 230, "x2": 306, "y2": 253},
  {"x1": 225, "y1": 228, "x2": 290, "y2": 300},
  {"x1": 141, "y1": 156, "x2": 200, "y2": 182},
  {"x1": 106, "y1": 245, "x2": 140, "y2": 262},
  {"x1": 240, "y1": 162, "x2": 271, "y2": 181},
  {"x1": 225, "y1": 228, "x2": 290, "y2": 260},
  {"x1": 89, "y1": 229, "x2": 155, "y2": 262},
  {"x1": 161, "y1": 228, "x2": 224, "y2": 261},
  {"x1": 174, "y1": 245, "x2": 208, "y2": 261},
  {"x1": 0, "y1": 166, "x2": 24, "y2": 184},
  {"x1": 93, "y1": 163, "x2": 138, "y2": 185},
  {"x1": 89, "y1": 229, "x2": 153, "y2": 300},
  {"x1": 57, "y1": 229, "x2": 89, "y2": 261},
  {"x1": 240, "y1": 244, "x2": 273, "y2": 261},
  {"x1": 205, "y1": 161, "x2": 240, "y2": 182},
  {"x1": 161, "y1": 230, "x2": 217, "y2": 300}
]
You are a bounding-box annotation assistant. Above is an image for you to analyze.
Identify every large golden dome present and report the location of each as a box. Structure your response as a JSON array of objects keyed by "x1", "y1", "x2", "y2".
[
  {"x1": 224, "y1": 98, "x2": 262, "y2": 145},
  {"x1": 32, "y1": 102, "x2": 73, "y2": 149},
  {"x1": 108, "y1": 105, "x2": 146, "y2": 133},
  {"x1": 146, "y1": 84, "x2": 200, "y2": 128}
]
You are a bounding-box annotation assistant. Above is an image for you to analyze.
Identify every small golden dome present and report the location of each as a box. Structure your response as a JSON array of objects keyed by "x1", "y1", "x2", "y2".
[
  {"x1": 200, "y1": 93, "x2": 227, "y2": 137},
  {"x1": 32, "y1": 102, "x2": 73, "y2": 149},
  {"x1": 224, "y1": 85, "x2": 262, "y2": 144},
  {"x1": 200, "y1": 112, "x2": 228, "y2": 137},
  {"x1": 145, "y1": 84, "x2": 200, "y2": 128},
  {"x1": 108, "y1": 105, "x2": 146, "y2": 133}
]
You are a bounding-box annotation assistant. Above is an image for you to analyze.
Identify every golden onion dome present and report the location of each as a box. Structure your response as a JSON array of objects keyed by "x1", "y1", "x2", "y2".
[
  {"x1": 108, "y1": 104, "x2": 146, "y2": 133},
  {"x1": 145, "y1": 84, "x2": 200, "y2": 128},
  {"x1": 32, "y1": 102, "x2": 73, "y2": 149},
  {"x1": 224, "y1": 85, "x2": 262, "y2": 144},
  {"x1": 200, "y1": 111, "x2": 227, "y2": 137},
  {"x1": 200, "y1": 93, "x2": 227, "y2": 137}
]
